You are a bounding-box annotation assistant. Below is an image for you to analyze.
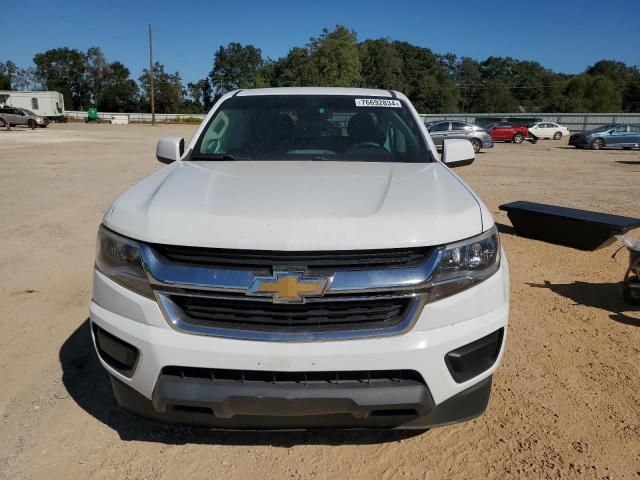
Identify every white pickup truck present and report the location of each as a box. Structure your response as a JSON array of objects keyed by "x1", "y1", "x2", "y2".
[{"x1": 90, "y1": 87, "x2": 509, "y2": 429}]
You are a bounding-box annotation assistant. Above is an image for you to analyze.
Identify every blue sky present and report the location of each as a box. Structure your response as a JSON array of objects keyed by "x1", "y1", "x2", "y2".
[{"x1": 4, "y1": 0, "x2": 639, "y2": 84}]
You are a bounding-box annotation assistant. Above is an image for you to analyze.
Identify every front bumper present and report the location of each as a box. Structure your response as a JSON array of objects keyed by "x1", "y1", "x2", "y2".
[
  {"x1": 478, "y1": 133, "x2": 494, "y2": 148},
  {"x1": 569, "y1": 135, "x2": 589, "y2": 147},
  {"x1": 109, "y1": 372, "x2": 493, "y2": 429},
  {"x1": 90, "y1": 255, "x2": 509, "y2": 429}
]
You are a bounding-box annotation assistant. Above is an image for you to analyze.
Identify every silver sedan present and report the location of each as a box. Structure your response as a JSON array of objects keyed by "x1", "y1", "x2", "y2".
[{"x1": 425, "y1": 120, "x2": 493, "y2": 153}]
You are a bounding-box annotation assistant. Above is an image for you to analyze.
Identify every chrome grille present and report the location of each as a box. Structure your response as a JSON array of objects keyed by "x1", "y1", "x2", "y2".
[
  {"x1": 150, "y1": 244, "x2": 433, "y2": 273},
  {"x1": 169, "y1": 295, "x2": 413, "y2": 333},
  {"x1": 142, "y1": 243, "x2": 440, "y2": 341}
]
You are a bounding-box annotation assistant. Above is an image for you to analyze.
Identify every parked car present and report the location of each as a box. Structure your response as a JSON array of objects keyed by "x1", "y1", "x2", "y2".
[
  {"x1": 527, "y1": 122, "x2": 570, "y2": 140},
  {"x1": 486, "y1": 122, "x2": 528, "y2": 143},
  {"x1": 90, "y1": 87, "x2": 509, "y2": 430},
  {"x1": 425, "y1": 120, "x2": 493, "y2": 153},
  {"x1": 569, "y1": 124, "x2": 640, "y2": 150},
  {"x1": 0, "y1": 107, "x2": 50, "y2": 128}
]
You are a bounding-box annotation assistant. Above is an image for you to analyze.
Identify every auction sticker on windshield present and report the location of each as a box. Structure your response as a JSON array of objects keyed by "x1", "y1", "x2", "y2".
[{"x1": 355, "y1": 98, "x2": 402, "y2": 108}]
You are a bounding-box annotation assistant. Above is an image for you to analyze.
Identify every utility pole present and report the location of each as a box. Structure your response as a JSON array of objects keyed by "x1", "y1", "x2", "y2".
[{"x1": 148, "y1": 23, "x2": 155, "y2": 125}]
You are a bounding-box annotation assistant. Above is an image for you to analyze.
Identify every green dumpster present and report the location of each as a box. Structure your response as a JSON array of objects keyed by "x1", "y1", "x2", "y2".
[{"x1": 86, "y1": 107, "x2": 99, "y2": 123}]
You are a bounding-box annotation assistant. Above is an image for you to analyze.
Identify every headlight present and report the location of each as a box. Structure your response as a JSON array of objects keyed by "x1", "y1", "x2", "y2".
[
  {"x1": 95, "y1": 225, "x2": 154, "y2": 298},
  {"x1": 430, "y1": 226, "x2": 500, "y2": 301}
]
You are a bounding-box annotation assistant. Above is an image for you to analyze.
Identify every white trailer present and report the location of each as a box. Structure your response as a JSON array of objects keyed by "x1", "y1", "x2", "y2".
[{"x1": 0, "y1": 91, "x2": 66, "y2": 122}]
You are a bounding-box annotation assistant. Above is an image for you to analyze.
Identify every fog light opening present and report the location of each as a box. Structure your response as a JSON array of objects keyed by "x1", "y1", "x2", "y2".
[
  {"x1": 93, "y1": 324, "x2": 139, "y2": 377},
  {"x1": 445, "y1": 328, "x2": 504, "y2": 383}
]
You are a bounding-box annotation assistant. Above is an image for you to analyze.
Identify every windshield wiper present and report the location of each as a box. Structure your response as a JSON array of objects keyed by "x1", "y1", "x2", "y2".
[{"x1": 190, "y1": 154, "x2": 244, "y2": 161}]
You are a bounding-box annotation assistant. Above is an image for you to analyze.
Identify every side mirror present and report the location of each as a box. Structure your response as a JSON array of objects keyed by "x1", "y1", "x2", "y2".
[
  {"x1": 156, "y1": 137, "x2": 185, "y2": 164},
  {"x1": 441, "y1": 139, "x2": 475, "y2": 168}
]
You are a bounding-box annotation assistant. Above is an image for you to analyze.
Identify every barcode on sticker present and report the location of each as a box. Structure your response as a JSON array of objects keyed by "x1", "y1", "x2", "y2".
[{"x1": 355, "y1": 98, "x2": 402, "y2": 108}]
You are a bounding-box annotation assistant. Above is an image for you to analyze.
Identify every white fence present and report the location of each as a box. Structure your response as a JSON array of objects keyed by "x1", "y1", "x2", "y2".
[
  {"x1": 65, "y1": 110, "x2": 640, "y2": 130},
  {"x1": 64, "y1": 111, "x2": 206, "y2": 123}
]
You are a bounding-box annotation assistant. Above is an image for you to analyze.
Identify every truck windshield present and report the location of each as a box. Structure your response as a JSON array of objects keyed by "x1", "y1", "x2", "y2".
[{"x1": 191, "y1": 95, "x2": 432, "y2": 163}]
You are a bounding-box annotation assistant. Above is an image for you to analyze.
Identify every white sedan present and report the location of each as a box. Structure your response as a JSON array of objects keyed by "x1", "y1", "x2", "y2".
[{"x1": 528, "y1": 122, "x2": 570, "y2": 140}]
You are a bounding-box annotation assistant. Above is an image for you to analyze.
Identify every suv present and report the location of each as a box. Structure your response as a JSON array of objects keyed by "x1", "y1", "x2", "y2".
[
  {"x1": 425, "y1": 120, "x2": 494, "y2": 153},
  {"x1": 91, "y1": 88, "x2": 509, "y2": 430},
  {"x1": 0, "y1": 107, "x2": 50, "y2": 128}
]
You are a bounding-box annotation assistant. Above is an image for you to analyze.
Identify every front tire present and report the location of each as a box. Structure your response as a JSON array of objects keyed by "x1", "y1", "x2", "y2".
[
  {"x1": 553, "y1": 131, "x2": 562, "y2": 140},
  {"x1": 591, "y1": 138, "x2": 604, "y2": 150},
  {"x1": 513, "y1": 133, "x2": 524, "y2": 144},
  {"x1": 0, "y1": 118, "x2": 5, "y2": 127},
  {"x1": 470, "y1": 138, "x2": 481, "y2": 153}
]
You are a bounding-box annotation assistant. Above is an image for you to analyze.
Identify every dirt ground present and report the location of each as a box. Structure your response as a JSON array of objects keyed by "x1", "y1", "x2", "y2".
[{"x1": 0, "y1": 123, "x2": 638, "y2": 480}]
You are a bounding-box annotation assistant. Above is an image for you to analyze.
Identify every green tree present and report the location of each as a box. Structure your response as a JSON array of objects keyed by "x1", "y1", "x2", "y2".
[
  {"x1": 306, "y1": 26, "x2": 361, "y2": 87},
  {"x1": 209, "y1": 43, "x2": 263, "y2": 95},
  {"x1": 100, "y1": 62, "x2": 138, "y2": 112},
  {"x1": 587, "y1": 60, "x2": 640, "y2": 112},
  {"x1": 392, "y1": 41, "x2": 438, "y2": 103},
  {"x1": 558, "y1": 74, "x2": 622, "y2": 112},
  {"x1": 358, "y1": 39, "x2": 403, "y2": 89},
  {"x1": 457, "y1": 57, "x2": 482, "y2": 111},
  {"x1": 475, "y1": 80, "x2": 519, "y2": 112},
  {"x1": 187, "y1": 78, "x2": 213, "y2": 111},
  {"x1": 413, "y1": 73, "x2": 460, "y2": 114},
  {"x1": 139, "y1": 62, "x2": 185, "y2": 113},
  {"x1": 259, "y1": 47, "x2": 315, "y2": 87},
  {"x1": 0, "y1": 60, "x2": 18, "y2": 89},
  {"x1": 11, "y1": 66, "x2": 40, "y2": 91},
  {"x1": 86, "y1": 47, "x2": 110, "y2": 107},
  {"x1": 33, "y1": 48, "x2": 89, "y2": 109},
  {"x1": 583, "y1": 75, "x2": 622, "y2": 112}
]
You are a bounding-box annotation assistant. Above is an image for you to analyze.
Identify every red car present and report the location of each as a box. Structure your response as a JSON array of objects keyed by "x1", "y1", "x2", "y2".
[{"x1": 486, "y1": 123, "x2": 528, "y2": 144}]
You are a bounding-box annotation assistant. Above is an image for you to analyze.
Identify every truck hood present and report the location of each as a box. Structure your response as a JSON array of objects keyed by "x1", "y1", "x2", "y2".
[{"x1": 106, "y1": 161, "x2": 485, "y2": 250}]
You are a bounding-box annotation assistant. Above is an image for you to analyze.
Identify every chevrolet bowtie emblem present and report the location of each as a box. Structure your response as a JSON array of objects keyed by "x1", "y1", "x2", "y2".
[{"x1": 248, "y1": 271, "x2": 330, "y2": 303}]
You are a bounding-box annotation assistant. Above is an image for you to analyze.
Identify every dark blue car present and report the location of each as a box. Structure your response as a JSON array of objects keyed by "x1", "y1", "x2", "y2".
[{"x1": 569, "y1": 124, "x2": 640, "y2": 150}]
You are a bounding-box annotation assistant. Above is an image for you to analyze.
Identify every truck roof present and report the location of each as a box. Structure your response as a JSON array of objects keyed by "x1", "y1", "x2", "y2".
[
  {"x1": 0, "y1": 90, "x2": 62, "y2": 95},
  {"x1": 235, "y1": 87, "x2": 397, "y2": 97}
]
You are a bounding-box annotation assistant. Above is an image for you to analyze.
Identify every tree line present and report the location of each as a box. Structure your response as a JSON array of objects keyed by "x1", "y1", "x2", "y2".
[{"x1": 2, "y1": 25, "x2": 639, "y2": 114}]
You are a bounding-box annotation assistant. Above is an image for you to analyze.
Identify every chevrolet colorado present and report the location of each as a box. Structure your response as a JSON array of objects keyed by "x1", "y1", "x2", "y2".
[{"x1": 90, "y1": 87, "x2": 509, "y2": 429}]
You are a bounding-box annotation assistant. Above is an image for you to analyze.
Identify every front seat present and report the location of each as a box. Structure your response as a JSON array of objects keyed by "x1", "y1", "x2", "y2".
[
  {"x1": 251, "y1": 112, "x2": 294, "y2": 154},
  {"x1": 347, "y1": 113, "x2": 385, "y2": 151}
]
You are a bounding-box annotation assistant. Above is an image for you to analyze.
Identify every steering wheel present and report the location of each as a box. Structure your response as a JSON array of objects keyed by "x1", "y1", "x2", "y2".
[{"x1": 347, "y1": 141, "x2": 387, "y2": 153}]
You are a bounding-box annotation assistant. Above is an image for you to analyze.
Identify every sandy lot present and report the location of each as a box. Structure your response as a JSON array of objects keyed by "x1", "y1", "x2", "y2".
[{"x1": 0, "y1": 123, "x2": 638, "y2": 480}]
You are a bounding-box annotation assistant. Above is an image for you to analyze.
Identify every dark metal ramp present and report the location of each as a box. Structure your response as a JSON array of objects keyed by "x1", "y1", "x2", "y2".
[{"x1": 499, "y1": 201, "x2": 640, "y2": 250}]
